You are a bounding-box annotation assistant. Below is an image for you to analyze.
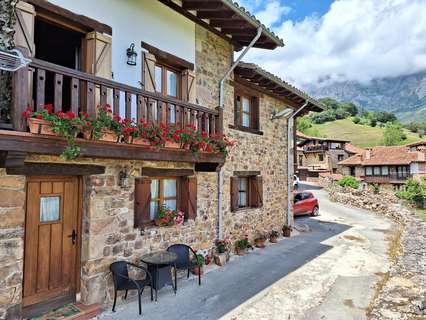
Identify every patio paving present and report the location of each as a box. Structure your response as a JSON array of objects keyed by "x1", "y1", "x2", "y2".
[{"x1": 99, "y1": 216, "x2": 350, "y2": 320}]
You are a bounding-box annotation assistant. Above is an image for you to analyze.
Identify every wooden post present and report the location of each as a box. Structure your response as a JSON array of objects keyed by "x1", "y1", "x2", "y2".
[
  {"x1": 215, "y1": 106, "x2": 223, "y2": 135},
  {"x1": 11, "y1": 48, "x2": 30, "y2": 132}
]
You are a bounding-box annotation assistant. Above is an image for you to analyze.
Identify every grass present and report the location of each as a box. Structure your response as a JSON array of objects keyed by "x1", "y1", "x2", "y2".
[{"x1": 305, "y1": 119, "x2": 423, "y2": 147}]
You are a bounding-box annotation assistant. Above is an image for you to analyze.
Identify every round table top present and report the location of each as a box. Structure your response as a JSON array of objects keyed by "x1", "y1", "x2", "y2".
[{"x1": 141, "y1": 251, "x2": 178, "y2": 265}]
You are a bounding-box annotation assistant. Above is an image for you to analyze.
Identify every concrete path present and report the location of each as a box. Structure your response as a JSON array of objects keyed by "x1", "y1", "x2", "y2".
[{"x1": 99, "y1": 183, "x2": 394, "y2": 320}]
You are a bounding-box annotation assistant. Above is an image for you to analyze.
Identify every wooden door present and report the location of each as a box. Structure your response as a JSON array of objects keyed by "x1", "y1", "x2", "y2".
[{"x1": 23, "y1": 177, "x2": 81, "y2": 307}]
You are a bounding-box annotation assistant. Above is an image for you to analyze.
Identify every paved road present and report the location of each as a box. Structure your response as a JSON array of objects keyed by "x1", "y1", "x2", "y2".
[{"x1": 100, "y1": 183, "x2": 394, "y2": 320}]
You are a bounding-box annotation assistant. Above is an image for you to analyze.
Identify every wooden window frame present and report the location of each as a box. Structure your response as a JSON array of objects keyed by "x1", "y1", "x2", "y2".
[
  {"x1": 230, "y1": 86, "x2": 262, "y2": 135},
  {"x1": 318, "y1": 154, "x2": 324, "y2": 162},
  {"x1": 231, "y1": 172, "x2": 263, "y2": 212},
  {"x1": 150, "y1": 177, "x2": 180, "y2": 221},
  {"x1": 155, "y1": 63, "x2": 182, "y2": 99},
  {"x1": 238, "y1": 177, "x2": 250, "y2": 209}
]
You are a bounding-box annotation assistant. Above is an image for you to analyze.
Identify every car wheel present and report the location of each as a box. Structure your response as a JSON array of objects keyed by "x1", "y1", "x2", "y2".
[{"x1": 311, "y1": 206, "x2": 319, "y2": 216}]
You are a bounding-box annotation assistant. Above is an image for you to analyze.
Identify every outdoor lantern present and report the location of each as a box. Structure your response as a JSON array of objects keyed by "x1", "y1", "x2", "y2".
[
  {"x1": 126, "y1": 43, "x2": 137, "y2": 66},
  {"x1": 119, "y1": 169, "x2": 130, "y2": 188}
]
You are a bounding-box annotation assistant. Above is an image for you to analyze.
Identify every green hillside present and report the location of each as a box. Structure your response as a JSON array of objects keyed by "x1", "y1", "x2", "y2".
[{"x1": 304, "y1": 119, "x2": 423, "y2": 148}]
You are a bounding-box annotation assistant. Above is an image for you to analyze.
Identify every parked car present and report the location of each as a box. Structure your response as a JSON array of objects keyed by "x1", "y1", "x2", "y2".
[
  {"x1": 293, "y1": 191, "x2": 319, "y2": 216},
  {"x1": 293, "y1": 175, "x2": 300, "y2": 189}
]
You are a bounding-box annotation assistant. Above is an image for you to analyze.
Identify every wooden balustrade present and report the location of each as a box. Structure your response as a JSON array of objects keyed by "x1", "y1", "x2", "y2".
[{"x1": 9, "y1": 58, "x2": 222, "y2": 136}]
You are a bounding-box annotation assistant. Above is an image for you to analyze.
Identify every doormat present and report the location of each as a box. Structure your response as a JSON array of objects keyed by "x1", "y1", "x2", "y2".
[{"x1": 30, "y1": 304, "x2": 81, "y2": 320}]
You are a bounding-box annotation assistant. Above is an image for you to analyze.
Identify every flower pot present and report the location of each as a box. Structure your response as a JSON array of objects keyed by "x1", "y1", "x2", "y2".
[
  {"x1": 165, "y1": 141, "x2": 181, "y2": 149},
  {"x1": 192, "y1": 266, "x2": 204, "y2": 275},
  {"x1": 82, "y1": 128, "x2": 92, "y2": 140},
  {"x1": 269, "y1": 236, "x2": 279, "y2": 243},
  {"x1": 125, "y1": 136, "x2": 150, "y2": 146},
  {"x1": 255, "y1": 239, "x2": 266, "y2": 248},
  {"x1": 282, "y1": 228, "x2": 291, "y2": 238},
  {"x1": 235, "y1": 248, "x2": 246, "y2": 256},
  {"x1": 214, "y1": 252, "x2": 230, "y2": 266},
  {"x1": 27, "y1": 118, "x2": 57, "y2": 136},
  {"x1": 99, "y1": 129, "x2": 118, "y2": 142}
]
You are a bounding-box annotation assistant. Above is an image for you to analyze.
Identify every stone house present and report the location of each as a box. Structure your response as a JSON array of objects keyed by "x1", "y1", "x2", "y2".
[
  {"x1": 338, "y1": 144, "x2": 426, "y2": 190},
  {"x1": 0, "y1": 0, "x2": 322, "y2": 318},
  {"x1": 296, "y1": 132, "x2": 361, "y2": 180}
]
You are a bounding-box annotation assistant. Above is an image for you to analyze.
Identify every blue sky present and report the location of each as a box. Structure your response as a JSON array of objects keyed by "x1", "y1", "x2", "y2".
[{"x1": 235, "y1": 0, "x2": 426, "y2": 87}]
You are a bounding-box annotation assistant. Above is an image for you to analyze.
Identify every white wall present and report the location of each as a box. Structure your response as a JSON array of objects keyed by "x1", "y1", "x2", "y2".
[{"x1": 48, "y1": 0, "x2": 195, "y2": 88}]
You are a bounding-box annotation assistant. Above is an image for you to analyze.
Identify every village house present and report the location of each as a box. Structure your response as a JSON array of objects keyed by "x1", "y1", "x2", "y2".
[
  {"x1": 296, "y1": 132, "x2": 362, "y2": 181},
  {"x1": 338, "y1": 143, "x2": 426, "y2": 190},
  {"x1": 0, "y1": 0, "x2": 322, "y2": 318}
]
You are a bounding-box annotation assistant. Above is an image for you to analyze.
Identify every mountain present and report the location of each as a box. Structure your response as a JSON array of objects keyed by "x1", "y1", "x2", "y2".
[{"x1": 306, "y1": 71, "x2": 426, "y2": 123}]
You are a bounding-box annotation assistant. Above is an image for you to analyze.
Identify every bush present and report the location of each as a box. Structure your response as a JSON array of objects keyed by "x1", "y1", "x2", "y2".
[
  {"x1": 395, "y1": 178, "x2": 425, "y2": 203},
  {"x1": 337, "y1": 176, "x2": 360, "y2": 189},
  {"x1": 383, "y1": 123, "x2": 407, "y2": 146},
  {"x1": 352, "y1": 116, "x2": 361, "y2": 124}
]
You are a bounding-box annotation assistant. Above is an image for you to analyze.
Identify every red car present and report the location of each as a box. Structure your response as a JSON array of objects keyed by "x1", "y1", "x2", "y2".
[{"x1": 293, "y1": 191, "x2": 319, "y2": 216}]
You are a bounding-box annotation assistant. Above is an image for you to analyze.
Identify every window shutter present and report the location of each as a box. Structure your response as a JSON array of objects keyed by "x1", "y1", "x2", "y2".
[
  {"x1": 134, "y1": 177, "x2": 151, "y2": 228},
  {"x1": 230, "y1": 177, "x2": 239, "y2": 212},
  {"x1": 250, "y1": 96, "x2": 259, "y2": 130},
  {"x1": 250, "y1": 176, "x2": 263, "y2": 208},
  {"x1": 181, "y1": 69, "x2": 196, "y2": 103},
  {"x1": 181, "y1": 176, "x2": 197, "y2": 220},
  {"x1": 14, "y1": 2, "x2": 35, "y2": 56},
  {"x1": 84, "y1": 32, "x2": 112, "y2": 79},
  {"x1": 234, "y1": 96, "x2": 241, "y2": 126},
  {"x1": 141, "y1": 52, "x2": 157, "y2": 92}
]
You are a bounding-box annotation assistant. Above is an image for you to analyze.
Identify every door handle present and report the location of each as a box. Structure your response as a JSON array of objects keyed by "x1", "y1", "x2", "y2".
[{"x1": 68, "y1": 229, "x2": 77, "y2": 245}]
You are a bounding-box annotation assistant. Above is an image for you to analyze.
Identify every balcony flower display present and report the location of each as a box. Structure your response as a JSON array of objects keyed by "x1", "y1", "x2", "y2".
[
  {"x1": 22, "y1": 104, "x2": 57, "y2": 135},
  {"x1": 155, "y1": 205, "x2": 185, "y2": 227}
]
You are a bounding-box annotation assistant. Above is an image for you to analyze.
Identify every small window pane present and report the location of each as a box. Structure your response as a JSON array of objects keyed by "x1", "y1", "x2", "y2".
[
  {"x1": 242, "y1": 97, "x2": 250, "y2": 112},
  {"x1": 164, "y1": 199, "x2": 177, "y2": 211},
  {"x1": 382, "y1": 166, "x2": 389, "y2": 175},
  {"x1": 236, "y1": 96, "x2": 241, "y2": 109},
  {"x1": 155, "y1": 66, "x2": 162, "y2": 93},
  {"x1": 366, "y1": 167, "x2": 373, "y2": 175},
  {"x1": 239, "y1": 178, "x2": 248, "y2": 191},
  {"x1": 150, "y1": 201, "x2": 159, "y2": 220},
  {"x1": 151, "y1": 179, "x2": 159, "y2": 198},
  {"x1": 242, "y1": 114, "x2": 250, "y2": 127},
  {"x1": 239, "y1": 192, "x2": 247, "y2": 207},
  {"x1": 373, "y1": 167, "x2": 381, "y2": 175},
  {"x1": 169, "y1": 104, "x2": 176, "y2": 124},
  {"x1": 40, "y1": 196, "x2": 60, "y2": 222},
  {"x1": 167, "y1": 70, "x2": 177, "y2": 97},
  {"x1": 164, "y1": 179, "x2": 177, "y2": 197}
]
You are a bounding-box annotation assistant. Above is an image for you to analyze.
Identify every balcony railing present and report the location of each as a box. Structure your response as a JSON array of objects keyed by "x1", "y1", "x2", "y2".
[
  {"x1": 303, "y1": 145, "x2": 328, "y2": 152},
  {"x1": 7, "y1": 58, "x2": 222, "y2": 136}
]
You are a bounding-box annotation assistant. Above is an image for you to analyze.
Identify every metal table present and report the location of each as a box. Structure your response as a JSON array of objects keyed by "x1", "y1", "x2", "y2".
[{"x1": 141, "y1": 251, "x2": 178, "y2": 302}]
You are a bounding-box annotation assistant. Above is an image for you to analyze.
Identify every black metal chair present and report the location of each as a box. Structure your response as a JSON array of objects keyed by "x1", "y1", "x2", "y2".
[
  {"x1": 167, "y1": 244, "x2": 201, "y2": 291},
  {"x1": 110, "y1": 261, "x2": 153, "y2": 315}
]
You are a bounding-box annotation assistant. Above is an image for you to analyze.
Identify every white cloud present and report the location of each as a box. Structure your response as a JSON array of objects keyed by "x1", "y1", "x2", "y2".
[{"x1": 241, "y1": 0, "x2": 426, "y2": 87}]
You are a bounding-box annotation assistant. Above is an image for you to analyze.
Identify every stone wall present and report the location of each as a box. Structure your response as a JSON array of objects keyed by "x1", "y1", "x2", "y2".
[{"x1": 0, "y1": 169, "x2": 25, "y2": 319}]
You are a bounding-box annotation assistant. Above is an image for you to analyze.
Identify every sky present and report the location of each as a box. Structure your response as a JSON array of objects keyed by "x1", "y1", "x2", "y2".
[{"x1": 235, "y1": 0, "x2": 426, "y2": 87}]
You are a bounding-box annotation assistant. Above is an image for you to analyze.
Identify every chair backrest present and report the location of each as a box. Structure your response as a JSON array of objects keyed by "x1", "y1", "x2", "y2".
[
  {"x1": 167, "y1": 244, "x2": 192, "y2": 269},
  {"x1": 110, "y1": 261, "x2": 129, "y2": 289}
]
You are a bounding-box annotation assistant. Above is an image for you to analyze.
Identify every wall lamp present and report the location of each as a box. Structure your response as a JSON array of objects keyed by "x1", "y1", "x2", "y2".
[{"x1": 126, "y1": 43, "x2": 137, "y2": 66}]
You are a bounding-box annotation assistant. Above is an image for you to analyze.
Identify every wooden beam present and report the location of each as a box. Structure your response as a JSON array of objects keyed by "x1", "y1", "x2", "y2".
[
  {"x1": 195, "y1": 163, "x2": 219, "y2": 172},
  {"x1": 141, "y1": 167, "x2": 194, "y2": 177},
  {"x1": 26, "y1": 0, "x2": 112, "y2": 35},
  {"x1": 6, "y1": 163, "x2": 105, "y2": 176},
  {"x1": 197, "y1": 11, "x2": 236, "y2": 19},
  {"x1": 0, "y1": 131, "x2": 225, "y2": 164},
  {"x1": 142, "y1": 42, "x2": 194, "y2": 71},
  {"x1": 182, "y1": 1, "x2": 224, "y2": 10},
  {"x1": 234, "y1": 171, "x2": 261, "y2": 177}
]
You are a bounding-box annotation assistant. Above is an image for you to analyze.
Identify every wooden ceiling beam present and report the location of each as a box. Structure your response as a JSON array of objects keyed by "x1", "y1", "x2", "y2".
[
  {"x1": 197, "y1": 11, "x2": 236, "y2": 19},
  {"x1": 209, "y1": 19, "x2": 248, "y2": 28},
  {"x1": 182, "y1": 1, "x2": 224, "y2": 10}
]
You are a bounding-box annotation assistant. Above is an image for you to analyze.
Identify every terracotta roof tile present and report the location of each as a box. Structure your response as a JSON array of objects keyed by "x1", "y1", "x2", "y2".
[{"x1": 344, "y1": 143, "x2": 364, "y2": 155}]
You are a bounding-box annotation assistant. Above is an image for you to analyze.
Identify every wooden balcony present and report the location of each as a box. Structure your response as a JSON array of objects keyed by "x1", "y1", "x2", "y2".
[
  {"x1": 361, "y1": 174, "x2": 411, "y2": 184},
  {"x1": 0, "y1": 58, "x2": 224, "y2": 168}
]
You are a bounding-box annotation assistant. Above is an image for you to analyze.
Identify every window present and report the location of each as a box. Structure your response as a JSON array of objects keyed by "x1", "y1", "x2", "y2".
[
  {"x1": 233, "y1": 88, "x2": 260, "y2": 133},
  {"x1": 154, "y1": 63, "x2": 181, "y2": 124},
  {"x1": 231, "y1": 173, "x2": 263, "y2": 211},
  {"x1": 365, "y1": 166, "x2": 373, "y2": 176},
  {"x1": 150, "y1": 178, "x2": 178, "y2": 220},
  {"x1": 381, "y1": 166, "x2": 389, "y2": 176},
  {"x1": 397, "y1": 166, "x2": 409, "y2": 178},
  {"x1": 318, "y1": 154, "x2": 324, "y2": 162},
  {"x1": 134, "y1": 173, "x2": 197, "y2": 227},
  {"x1": 350, "y1": 167, "x2": 356, "y2": 177},
  {"x1": 373, "y1": 166, "x2": 381, "y2": 176},
  {"x1": 338, "y1": 155, "x2": 344, "y2": 161},
  {"x1": 299, "y1": 155, "x2": 303, "y2": 166}
]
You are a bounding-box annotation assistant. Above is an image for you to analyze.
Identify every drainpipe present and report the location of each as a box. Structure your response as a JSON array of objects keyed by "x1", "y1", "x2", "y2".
[
  {"x1": 216, "y1": 27, "x2": 263, "y2": 239},
  {"x1": 287, "y1": 101, "x2": 309, "y2": 226}
]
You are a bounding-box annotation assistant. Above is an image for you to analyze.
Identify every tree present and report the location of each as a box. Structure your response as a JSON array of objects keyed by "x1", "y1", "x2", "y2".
[
  {"x1": 297, "y1": 117, "x2": 312, "y2": 133},
  {"x1": 341, "y1": 103, "x2": 358, "y2": 116},
  {"x1": 383, "y1": 123, "x2": 406, "y2": 146}
]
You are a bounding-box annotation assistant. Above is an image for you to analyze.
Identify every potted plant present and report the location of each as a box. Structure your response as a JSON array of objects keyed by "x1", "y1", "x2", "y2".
[
  {"x1": 214, "y1": 239, "x2": 231, "y2": 266},
  {"x1": 192, "y1": 253, "x2": 205, "y2": 275},
  {"x1": 282, "y1": 224, "x2": 292, "y2": 238},
  {"x1": 51, "y1": 111, "x2": 81, "y2": 160},
  {"x1": 254, "y1": 232, "x2": 267, "y2": 248},
  {"x1": 234, "y1": 236, "x2": 253, "y2": 256},
  {"x1": 94, "y1": 104, "x2": 121, "y2": 142},
  {"x1": 210, "y1": 133, "x2": 236, "y2": 156},
  {"x1": 165, "y1": 125, "x2": 183, "y2": 149},
  {"x1": 269, "y1": 230, "x2": 279, "y2": 243},
  {"x1": 154, "y1": 205, "x2": 184, "y2": 227},
  {"x1": 22, "y1": 104, "x2": 57, "y2": 136}
]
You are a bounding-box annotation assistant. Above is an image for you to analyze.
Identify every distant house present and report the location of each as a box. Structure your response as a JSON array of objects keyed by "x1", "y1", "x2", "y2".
[
  {"x1": 339, "y1": 144, "x2": 426, "y2": 190},
  {"x1": 296, "y1": 132, "x2": 362, "y2": 180}
]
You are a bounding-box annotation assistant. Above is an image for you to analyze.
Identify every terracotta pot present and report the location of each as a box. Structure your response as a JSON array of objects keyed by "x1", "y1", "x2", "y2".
[
  {"x1": 235, "y1": 248, "x2": 246, "y2": 256},
  {"x1": 214, "y1": 252, "x2": 230, "y2": 266},
  {"x1": 269, "y1": 236, "x2": 279, "y2": 243},
  {"x1": 282, "y1": 228, "x2": 291, "y2": 238},
  {"x1": 99, "y1": 129, "x2": 118, "y2": 142},
  {"x1": 125, "y1": 136, "x2": 150, "y2": 146},
  {"x1": 165, "y1": 141, "x2": 181, "y2": 149},
  {"x1": 255, "y1": 239, "x2": 266, "y2": 248},
  {"x1": 81, "y1": 128, "x2": 92, "y2": 140},
  {"x1": 27, "y1": 118, "x2": 57, "y2": 136},
  {"x1": 192, "y1": 266, "x2": 204, "y2": 275}
]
